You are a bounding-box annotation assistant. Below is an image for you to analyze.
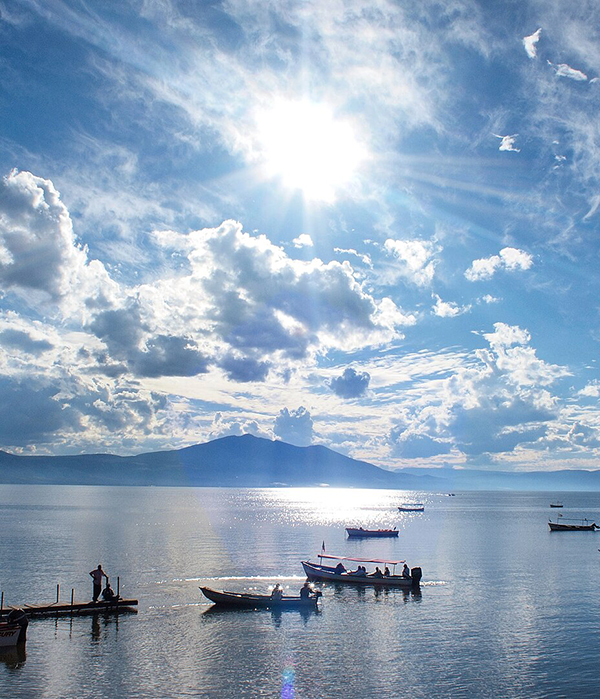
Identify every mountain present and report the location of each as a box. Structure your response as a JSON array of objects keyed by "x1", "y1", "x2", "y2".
[
  {"x1": 1, "y1": 435, "x2": 599, "y2": 490},
  {"x1": 0, "y1": 435, "x2": 442, "y2": 489}
]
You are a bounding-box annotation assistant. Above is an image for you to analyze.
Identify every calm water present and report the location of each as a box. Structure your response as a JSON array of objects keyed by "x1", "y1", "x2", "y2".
[{"x1": 1, "y1": 486, "x2": 600, "y2": 698}]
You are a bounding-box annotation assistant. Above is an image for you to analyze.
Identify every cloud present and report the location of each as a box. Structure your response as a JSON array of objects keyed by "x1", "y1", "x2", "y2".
[
  {"x1": 494, "y1": 134, "x2": 520, "y2": 152},
  {"x1": 523, "y1": 28, "x2": 542, "y2": 59},
  {"x1": 292, "y1": 234, "x2": 313, "y2": 248},
  {"x1": 548, "y1": 61, "x2": 588, "y2": 81},
  {"x1": 0, "y1": 328, "x2": 53, "y2": 355},
  {"x1": 389, "y1": 428, "x2": 452, "y2": 459},
  {"x1": 383, "y1": 238, "x2": 438, "y2": 286},
  {"x1": 0, "y1": 170, "x2": 117, "y2": 311},
  {"x1": 329, "y1": 367, "x2": 370, "y2": 398},
  {"x1": 209, "y1": 412, "x2": 271, "y2": 441},
  {"x1": 219, "y1": 354, "x2": 271, "y2": 382},
  {"x1": 465, "y1": 247, "x2": 533, "y2": 281},
  {"x1": 273, "y1": 406, "x2": 314, "y2": 446},
  {"x1": 432, "y1": 295, "x2": 470, "y2": 318}
]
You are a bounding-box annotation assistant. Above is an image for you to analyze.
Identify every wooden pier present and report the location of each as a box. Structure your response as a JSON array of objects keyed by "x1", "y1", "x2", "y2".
[
  {"x1": 0, "y1": 578, "x2": 137, "y2": 619},
  {"x1": 0, "y1": 598, "x2": 137, "y2": 619}
]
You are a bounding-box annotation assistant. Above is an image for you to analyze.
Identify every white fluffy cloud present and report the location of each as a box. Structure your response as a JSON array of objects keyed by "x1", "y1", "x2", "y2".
[
  {"x1": 273, "y1": 406, "x2": 314, "y2": 446},
  {"x1": 293, "y1": 234, "x2": 314, "y2": 248},
  {"x1": 494, "y1": 134, "x2": 520, "y2": 152},
  {"x1": 523, "y1": 28, "x2": 542, "y2": 59},
  {"x1": 465, "y1": 247, "x2": 533, "y2": 281},
  {"x1": 384, "y1": 238, "x2": 438, "y2": 286},
  {"x1": 432, "y1": 295, "x2": 470, "y2": 318},
  {"x1": 549, "y1": 62, "x2": 588, "y2": 81}
]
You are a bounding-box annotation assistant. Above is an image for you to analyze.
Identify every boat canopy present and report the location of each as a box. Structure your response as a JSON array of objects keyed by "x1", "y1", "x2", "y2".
[{"x1": 319, "y1": 554, "x2": 405, "y2": 565}]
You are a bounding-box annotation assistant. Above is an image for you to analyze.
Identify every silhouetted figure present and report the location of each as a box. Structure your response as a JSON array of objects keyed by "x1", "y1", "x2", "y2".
[
  {"x1": 384, "y1": 567, "x2": 390, "y2": 577},
  {"x1": 334, "y1": 562, "x2": 346, "y2": 574},
  {"x1": 271, "y1": 584, "x2": 283, "y2": 600},
  {"x1": 90, "y1": 564, "x2": 108, "y2": 602},
  {"x1": 370, "y1": 566, "x2": 384, "y2": 578},
  {"x1": 101, "y1": 581, "x2": 118, "y2": 601},
  {"x1": 402, "y1": 563, "x2": 411, "y2": 579},
  {"x1": 300, "y1": 582, "x2": 311, "y2": 599}
]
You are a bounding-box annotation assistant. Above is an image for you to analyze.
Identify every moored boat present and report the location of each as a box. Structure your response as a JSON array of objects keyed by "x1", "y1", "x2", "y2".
[
  {"x1": 302, "y1": 554, "x2": 422, "y2": 588},
  {"x1": 200, "y1": 586, "x2": 321, "y2": 609},
  {"x1": 346, "y1": 527, "x2": 398, "y2": 538},
  {"x1": 398, "y1": 503, "x2": 424, "y2": 512},
  {"x1": 0, "y1": 623, "x2": 22, "y2": 647},
  {"x1": 550, "y1": 502, "x2": 563, "y2": 508},
  {"x1": 548, "y1": 517, "x2": 597, "y2": 531}
]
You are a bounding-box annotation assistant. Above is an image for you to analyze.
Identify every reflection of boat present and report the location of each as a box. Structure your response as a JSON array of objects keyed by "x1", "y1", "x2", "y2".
[
  {"x1": 0, "y1": 623, "x2": 22, "y2": 647},
  {"x1": 199, "y1": 587, "x2": 321, "y2": 609},
  {"x1": 550, "y1": 502, "x2": 563, "y2": 508},
  {"x1": 302, "y1": 554, "x2": 422, "y2": 588},
  {"x1": 398, "y1": 503, "x2": 424, "y2": 512},
  {"x1": 346, "y1": 527, "x2": 398, "y2": 538},
  {"x1": 549, "y1": 516, "x2": 598, "y2": 531}
]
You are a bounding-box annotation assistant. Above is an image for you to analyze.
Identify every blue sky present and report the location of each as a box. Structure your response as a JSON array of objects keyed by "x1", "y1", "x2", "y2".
[{"x1": 0, "y1": 0, "x2": 599, "y2": 472}]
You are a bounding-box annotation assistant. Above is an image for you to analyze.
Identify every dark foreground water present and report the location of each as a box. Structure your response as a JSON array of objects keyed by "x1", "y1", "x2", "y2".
[{"x1": 1, "y1": 486, "x2": 600, "y2": 698}]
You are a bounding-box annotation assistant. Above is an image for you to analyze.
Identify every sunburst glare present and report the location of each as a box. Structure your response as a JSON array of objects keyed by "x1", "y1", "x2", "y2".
[{"x1": 255, "y1": 99, "x2": 366, "y2": 202}]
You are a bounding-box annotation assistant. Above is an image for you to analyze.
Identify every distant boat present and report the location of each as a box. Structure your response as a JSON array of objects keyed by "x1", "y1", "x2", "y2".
[
  {"x1": 199, "y1": 586, "x2": 321, "y2": 609},
  {"x1": 548, "y1": 516, "x2": 598, "y2": 531},
  {"x1": 398, "y1": 503, "x2": 424, "y2": 512},
  {"x1": 550, "y1": 502, "x2": 563, "y2": 508},
  {"x1": 346, "y1": 527, "x2": 399, "y2": 538}
]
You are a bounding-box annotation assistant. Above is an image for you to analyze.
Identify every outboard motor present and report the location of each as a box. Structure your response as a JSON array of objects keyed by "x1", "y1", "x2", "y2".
[
  {"x1": 410, "y1": 567, "x2": 422, "y2": 587},
  {"x1": 7, "y1": 608, "x2": 28, "y2": 643}
]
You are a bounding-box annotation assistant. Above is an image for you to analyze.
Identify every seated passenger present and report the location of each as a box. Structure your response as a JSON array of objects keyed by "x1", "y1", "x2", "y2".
[
  {"x1": 334, "y1": 562, "x2": 346, "y2": 574},
  {"x1": 300, "y1": 582, "x2": 312, "y2": 599},
  {"x1": 402, "y1": 563, "x2": 411, "y2": 579},
  {"x1": 383, "y1": 567, "x2": 390, "y2": 577},
  {"x1": 271, "y1": 584, "x2": 283, "y2": 600},
  {"x1": 101, "y1": 582, "x2": 118, "y2": 601},
  {"x1": 369, "y1": 566, "x2": 384, "y2": 578}
]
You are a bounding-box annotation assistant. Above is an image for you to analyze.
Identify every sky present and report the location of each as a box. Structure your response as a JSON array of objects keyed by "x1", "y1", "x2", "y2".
[{"x1": 0, "y1": 0, "x2": 599, "y2": 472}]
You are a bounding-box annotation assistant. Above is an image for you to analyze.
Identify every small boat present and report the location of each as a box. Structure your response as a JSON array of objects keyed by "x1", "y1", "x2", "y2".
[
  {"x1": 550, "y1": 502, "x2": 563, "y2": 508},
  {"x1": 398, "y1": 503, "x2": 424, "y2": 512},
  {"x1": 302, "y1": 554, "x2": 422, "y2": 588},
  {"x1": 0, "y1": 623, "x2": 23, "y2": 648},
  {"x1": 346, "y1": 527, "x2": 398, "y2": 538},
  {"x1": 199, "y1": 586, "x2": 321, "y2": 609},
  {"x1": 548, "y1": 516, "x2": 598, "y2": 531}
]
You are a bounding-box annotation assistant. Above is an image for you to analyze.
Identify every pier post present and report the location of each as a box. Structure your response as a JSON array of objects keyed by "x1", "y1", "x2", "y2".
[
  {"x1": 56, "y1": 584, "x2": 60, "y2": 603},
  {"x1": 117, "y1": 576, "x2": 120, "y2": 597},
  {"x1": 1, "y1": 591, "x2": 3, "y2": 610},
  {"x1": 70, "y1": 588, "x2": 74, "y2": 613}
]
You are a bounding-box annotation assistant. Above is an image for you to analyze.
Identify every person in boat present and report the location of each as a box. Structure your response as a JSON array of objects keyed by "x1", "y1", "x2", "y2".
[
  {"x1": 90, "y1": 564, "x2": 108, "y2": 602},
  {"x1": 271, "y1": 584, "x2": 283, "y2": 600},
  {"x1": 369, "y1": 566, "x2": 384, "y2": 578},
  {"x1": 355, "y1": 566, "x2": 367, "y2": 577},
  {"x1": 101, "y1": 581, "x2": 119, "y2": 601},
  {"x1": 383, "y1": 566, "x2": 390, "y2": 577},
  {"x1": 334, "y1": 562, "x2": 346, "y2": 574},
  {"x1": 402, "y1": 563, "x2": 411, "y2": 579},
  {"x1": 300, "y1": 582, "x2": 312, "y2": 599}
]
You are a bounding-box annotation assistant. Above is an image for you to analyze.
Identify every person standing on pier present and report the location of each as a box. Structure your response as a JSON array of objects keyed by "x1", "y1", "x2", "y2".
[{"x1": 90, "y1": 564, "x2": 108, "y2": 602}]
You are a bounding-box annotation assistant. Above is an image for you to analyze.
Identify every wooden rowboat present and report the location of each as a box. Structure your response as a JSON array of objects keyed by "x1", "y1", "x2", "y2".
[
  {"x1": 398, "y1": 503, "x2": 424, "y2": 512},
  {"x1": 548, "y1": 518, "x2": 597, "y2": 531},
  {"x1": 302, "y1": 554, "x2": 422, "y2": 588},
  {"x1": 346, "y1": 527, "x2": 398, "y2": 538},
  {"x1": 200, "y1": 586, "x2": 321, "y2": 609}
]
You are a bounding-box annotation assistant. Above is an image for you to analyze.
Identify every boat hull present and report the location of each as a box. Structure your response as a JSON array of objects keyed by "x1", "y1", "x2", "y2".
[
  {"x1": 0, "y1": 624, "x2": 21, "y2": 647},
  {"x1": 549, "y1": 522, "x2": 597, "y2": 531},
  {"x1": 200, "y1": 587, "x2": 319, "y2": 609},
  {"x1": 302, "y1": 561, "x2": 420, "y2": 587},
  {"x1": 346, "y1": 528, "x2": 398, "y2": 538},
  {"x1": 398, "y1": 506, "x2": 424, "y2": 512}
]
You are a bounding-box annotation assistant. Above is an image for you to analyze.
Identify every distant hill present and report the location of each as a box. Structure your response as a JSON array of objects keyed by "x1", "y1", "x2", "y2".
[
  {"x1": 1, "y1": 435, "x2": 599, "y2": 490},
  {"x1": 0, "y1": 434, "x2": 441, "y2": 489}
]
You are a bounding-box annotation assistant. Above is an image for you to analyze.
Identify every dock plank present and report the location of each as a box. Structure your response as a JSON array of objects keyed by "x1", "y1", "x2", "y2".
[{"x1": 0, "y1": 599, "x2": 138, "y2": 618}]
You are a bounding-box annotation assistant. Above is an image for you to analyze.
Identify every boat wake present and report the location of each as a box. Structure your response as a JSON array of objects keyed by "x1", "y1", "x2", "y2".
[{"x1": 185, "y1": 575, "x2": 306, "y2": 582}]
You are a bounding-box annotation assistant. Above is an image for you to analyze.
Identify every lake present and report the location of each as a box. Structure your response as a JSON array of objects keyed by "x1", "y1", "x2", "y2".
[{"x1": 1, "y1": 486, "x2": 600, "y2": 698}]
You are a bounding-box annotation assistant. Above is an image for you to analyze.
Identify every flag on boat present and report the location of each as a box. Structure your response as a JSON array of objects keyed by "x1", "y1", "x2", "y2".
[{"x1": 321, "y1": 541, "x2": 326, "y2": 553}]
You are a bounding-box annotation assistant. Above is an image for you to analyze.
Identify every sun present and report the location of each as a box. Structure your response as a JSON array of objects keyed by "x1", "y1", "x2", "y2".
[{"x1": 255, "y1": 99, "x2": 366, "y2": 202}]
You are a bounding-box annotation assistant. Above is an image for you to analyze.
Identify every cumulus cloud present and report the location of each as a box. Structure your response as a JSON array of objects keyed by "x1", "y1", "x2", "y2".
[
  {"x1": 292, "y1": 234, "x2": 313, "y2": 248},
  {"x1": 389, "y1": 427, "x2": 452, "y2": 459},
  {"x1": 465, "y1": 247, "x2": 533, "y2": 281},
  {"x1": 0, "y1": 170, "x2": 117, "y2": 310},
  {"x1": 548, "y1": 61, "x2": 588, "y2": 81},
  {"x1": 0, "y1": 328, "x2": 53, "y2": 355},
  {"x1": 329, "y1": 367, "x2": 370, "y2": 398},
  {"x1": 494, "y1": 134, "x2": 520, "y2": 152},
  {"x1": 273, "y1": 406, "x2": 314, "y2": 446},
  {"x1": 432, "y1": 295, "x2": 470, "y2": 318},
  {"x1": 209, "y1": 412, "x2": 271, "y2": 440},
  {"x1": 384, "y1": 238, "x2": 438, "y2": 286},
  {"x1": 523, "y1": 28, "x2": 542, "y2": 59},
  {"x1": 219, "y1": 354, "x2": 271, "y2": 382}
]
